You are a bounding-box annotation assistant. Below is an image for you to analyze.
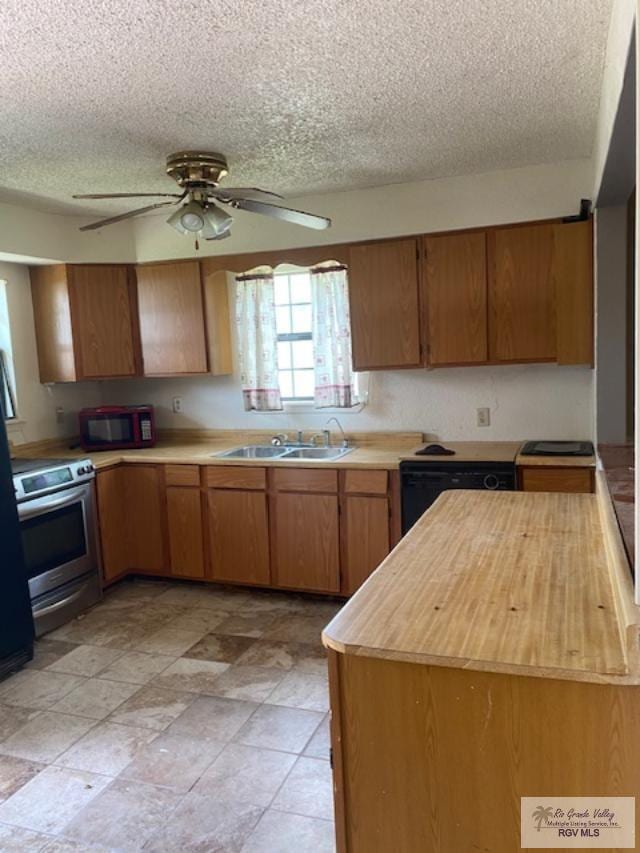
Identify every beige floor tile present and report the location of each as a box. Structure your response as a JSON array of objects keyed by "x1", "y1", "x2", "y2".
[
  {"x1": 264, "y1": 613, "x2": 332, "y2": 645},
  {"x1": 272, "y1": 756, "x2": 334, "y2": 820},
  {"x1": 265, "y1": 670, "x2": 329, "y2": 712},
  {"x1": 303, "y1": 714, "x2": 330, "y2": 760},
  {"x1": 133, "y1": 628, "x2": 207, "y2": 656},
  {"x1": 205, "y1": 665, "x2": 285, "y2": 703},
  {"x1": 0, "y1": 754, "x2": 44, "y2": 802},
  {"x1": 236, "y1": 641, "x2": 326, "y2": 673},
  {"x1": 0, "y1": 671, "x2": 85, "y2": 711},
  {"x1": 95, "y1": 651, "x2": 176, "y2": 685},
  {"x1": 25, "y1": 640, "x2": 79, "y2": 671},
  {"x1": 0, "y1": 822, "x2": 51, "y2": 852},
  {"x1": 0, "y1": 765, "x2": 111, "y2": 834},
  {"x1": 198, "y1": 587, "x2": 251, "y2": 611},
  {"x1": 50, "y1": 679, "x2": 139, "y2": 720},
  {"x1": 0, "y1": 711, "x2": 95, "y2": 763},
  {"x1": 45, "y1": 645, "x2": 123, "y2": 678},
  {"x1": 154, "y1": 585, "x2": 229, "y2": 609},
  {"x1": 237, "y1": 591, "x2": 306, "y2": 615},
  {"x1": 55, "y1": 722, "x2": 157, "y2": 776},
  {"x1": 144, "y1": 792, "x2": 263, "y2": 852},
  {"x1": 119, "y1": 731, "x2": 225, "y2": 791},
  {"x1": 240, "y1": 809, "x2": 335, "y2": 853},
  {"x1": 235, "y1": 705, "x2": 323, "y2": 754},
  {"x1": 63, "y1": 778, "x2": 182, "y2": 851},
  {"x1": 150, "y1": 657, "x2": 229, "y2": 694},
  {"x1": 183, "y1": 633, "x2": 256, "y2": 663},
  {"x1": 108, "y1": 686, "x2": 194, "y2": 731},
  {"x1": 168, "y1": 609, "x2": 229, "y2": 633},
  {"x1": 40, "y1": 840, "x2": 110, "y2": 852},
  {"x1": 194, "y1": 743, "x2": 296, "y2": 807},
  {"x1": 214, "y1": 613, "x2": 277, "y2": 639},
  {"x1": 168, "y1": 695, "x2": 258, "y2": 741},
  {"x1": 0, "y1": 705, "x2": 41, "y2": 741},
  {"x1": 101, "y1": 580, "x2": 171, "y2": 607}
]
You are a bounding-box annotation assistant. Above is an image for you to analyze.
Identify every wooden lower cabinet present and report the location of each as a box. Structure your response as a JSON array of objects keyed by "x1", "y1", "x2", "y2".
[
  {"x1": 207, "y1": 489, "x2": 270, "y2": 585},
  {"x1": 272, "y1": 492, "x2": 341, "y2": 593},
  {"x1": 166, "y1": 486, "x2": 205, "y2": 578},
  {"x1": 519, "y1": 466, "x2": 594, "y2": 494},
  {"x1": 342, "y1": 496, "x2": 390, "y2": 595}
]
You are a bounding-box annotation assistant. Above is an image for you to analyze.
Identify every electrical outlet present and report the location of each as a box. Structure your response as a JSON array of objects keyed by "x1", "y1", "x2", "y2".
[
  {"x1": 172, "y1": 396, "x2": 183, "y2": 414},
  {"x1": 477, "y1": 407, "x2": 490, "y2": 427},
  {"x1": 55, "y1": 406, "x2": 64, "y2": 424}
]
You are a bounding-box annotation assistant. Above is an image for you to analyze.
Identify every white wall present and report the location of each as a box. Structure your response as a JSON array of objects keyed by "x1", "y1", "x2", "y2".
[{"x1": 0, "y1": 261, "x2": 101, "y2": 446}]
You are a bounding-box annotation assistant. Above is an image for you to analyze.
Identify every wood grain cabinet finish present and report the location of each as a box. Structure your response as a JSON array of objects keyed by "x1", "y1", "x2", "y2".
[
  {"x1": 342, "y1": 496, "x2": 390, "y2": 595},
  {"x1": 553, "y1": 219, "x2": 594, "y2": 365},
  {"x1": 30, "y1": 264, "x2": 139, "y2": 382},
  {"x1": 166, "y1": 486, "x2": 205, "y2": 579},
  {"x1": 423, "y1": 232, "x2": 488, "y2": 365},
  {"x1": 348, "y1": 239, "x2": 422, "y2": 370},
  {"x1": 96, "y1": 467, "x2": 129, "y2": 582},
  {"x1": 519, "y1": 466, "x2": 595, "y2": 494},
  {"x1": 136, "y1": 261, "x2": 208, "y2": 375},
  {"x1": 207, "y1": 489, "x2": 270, "y2": 585}
]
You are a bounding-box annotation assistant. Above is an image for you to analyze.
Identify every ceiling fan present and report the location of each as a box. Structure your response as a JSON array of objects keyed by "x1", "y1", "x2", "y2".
[{"x1": 73, "y1": 151, "x2": 331, "y2": 241}]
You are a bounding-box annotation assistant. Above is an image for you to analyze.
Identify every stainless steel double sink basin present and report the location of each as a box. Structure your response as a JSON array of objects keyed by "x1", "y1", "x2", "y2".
[{"x1": 213, "y1": 445, "x2": 353, "y2": 461}]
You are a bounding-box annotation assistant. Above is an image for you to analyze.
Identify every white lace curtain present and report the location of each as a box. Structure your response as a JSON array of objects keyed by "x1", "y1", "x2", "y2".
[
  {"x1": 311, "y1": 264, "x2": 357, "y2": 408},
  {"x1": 235, "y1": 271, "x2": 283, "y2": 412}
]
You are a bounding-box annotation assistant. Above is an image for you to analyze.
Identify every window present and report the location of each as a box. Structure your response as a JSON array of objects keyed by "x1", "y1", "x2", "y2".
[
  {"x1": 0, "y1": 282, "x2": 16, "y2": 420},
  {"x1": 0, "y1": 352, "x2": 16, "y2": 419},
  {"x1": 274, "y1": 271, "x2": 315, "y2": 401}
]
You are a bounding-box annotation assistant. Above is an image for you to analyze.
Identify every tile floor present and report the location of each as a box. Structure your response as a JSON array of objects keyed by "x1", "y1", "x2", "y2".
[{"x1": 0, "y1": 579, "x2": 340, "y2": 852}]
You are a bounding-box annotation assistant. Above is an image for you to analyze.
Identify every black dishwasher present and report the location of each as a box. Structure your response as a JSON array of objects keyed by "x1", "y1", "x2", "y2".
[{"x1": 400, "y1": 461, "x2": 516, "y2": 535}]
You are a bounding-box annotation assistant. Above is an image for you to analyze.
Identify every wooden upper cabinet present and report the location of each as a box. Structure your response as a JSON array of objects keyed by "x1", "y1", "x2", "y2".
[
  {"x1": 488, "y1": 224, "x2": 557, "y2": 362},
  {"x1": 553, "y1": 220, "x2": 593, "y2": 365},
  {"x1": 136, "y1": 261, "x2": 208, "y2": 375},
  {"x1": 30, "y1": 265, "x2": 77, "y2": 382},
  {"x1": 423, "y1": 232, "x2": 488, "y2": 365},
  {"x1": 348, "y1": 239, "x2": 422, "y2": 370}
]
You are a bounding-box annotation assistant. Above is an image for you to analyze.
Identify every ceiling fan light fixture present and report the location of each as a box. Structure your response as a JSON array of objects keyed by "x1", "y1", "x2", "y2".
[{"x1": 166, "y1": 200, "x2": 232, "y2": 238}]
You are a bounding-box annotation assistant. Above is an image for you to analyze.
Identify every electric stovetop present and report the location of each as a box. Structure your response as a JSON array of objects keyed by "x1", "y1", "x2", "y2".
[{"x1": 520, "y1": 440, "x2": 594, "y2": 457}]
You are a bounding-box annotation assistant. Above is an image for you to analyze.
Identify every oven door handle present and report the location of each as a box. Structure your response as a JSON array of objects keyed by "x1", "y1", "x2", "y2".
[
  {"x1": 34, "y1": 580, "x2": 95, "y2": 618},
  {"x1": 19, "y1": 485, "x2": 90, "y2": 520}
]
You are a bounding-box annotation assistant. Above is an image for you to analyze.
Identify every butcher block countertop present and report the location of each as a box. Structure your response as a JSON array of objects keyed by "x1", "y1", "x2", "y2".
[{"x1": 323, "y1": 472, "x2": 639, "y2": 685}]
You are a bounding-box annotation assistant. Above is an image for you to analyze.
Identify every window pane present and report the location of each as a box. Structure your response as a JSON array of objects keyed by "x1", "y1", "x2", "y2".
[
  {"x1": 291, "y1": 304, "x2": 312, "y2": 333},
  {"x1": 289, "y1": 274, "x2": 311, "y2": 303},
  {"x1": 279, "y1": 370, "x2": 294, "y2": 399},
  {"x1": 291, "y1": 339, "x2": 314, "y2": 369},
  {"x1": 277, "y1": 341, "x2": 292, "y2": 369},
  {"x1": 275, "y1": 306, "x2": 291, "y2": 334},
  {"x1": 293, "y1": 369, "x2": 314, "y2": 399},
  {"x1": 274, "y1": 276, "x2": 290, "y2": 305}
]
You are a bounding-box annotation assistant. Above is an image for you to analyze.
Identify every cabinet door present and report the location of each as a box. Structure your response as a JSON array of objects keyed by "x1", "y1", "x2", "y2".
[
  {"x1": 30, "y1": 265, "x2": 76, "y2": 382},
  {"x1": 519, "y1": 467, "x2": 594, "y2": 493},
  {"x1": 167, "y1": 487, "x2": 205, "y2": 578},
  {"x1": 122, "y1": 466, "x2": 167, "y2": 572},
  {"x1": 553, "y1": 220, "x2": 593, "y2": 365},
  {"x1": 424, "y1": 232, "x2": 488, "y2": 365},
  {"x1": 96, "y1": 467, "x2": 128, "y2": 583},
  {"x1": 207, "y1": 489, "x2": 270, "y2": 585},
  {"x1": 136, "y1": 261, "x2": 208, "y2": 375},
  {"x1": 272, "y1": 493, "x2": 340, "y2": 592},
  {"x1": 342, "y1": 495, "x2": 390, "y2": 595},
  {"x1": 68, "y1": 265, "x2": 139, "y2": 378},
  {"x1": 489, "y1": 224, "x2": 556, "y2": 362},
  {"x1": 348, "y1": 239, "x2": 421, "y2": 370}
]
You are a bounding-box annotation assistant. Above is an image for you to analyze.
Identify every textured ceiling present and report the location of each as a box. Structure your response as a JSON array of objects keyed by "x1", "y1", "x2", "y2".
[{"x1": 0, "y1": 0, "x2": 612, "y2": 216}]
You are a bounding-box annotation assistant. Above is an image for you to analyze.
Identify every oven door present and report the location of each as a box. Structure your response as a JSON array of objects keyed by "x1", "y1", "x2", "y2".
[{"x1": 18, "y1": 482, "x2": 99, "y2": 599}]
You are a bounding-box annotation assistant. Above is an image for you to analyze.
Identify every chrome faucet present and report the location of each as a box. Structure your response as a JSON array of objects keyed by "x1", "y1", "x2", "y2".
[{"x1": 324, "y1": 417, "x2": 349, "y2": 448}]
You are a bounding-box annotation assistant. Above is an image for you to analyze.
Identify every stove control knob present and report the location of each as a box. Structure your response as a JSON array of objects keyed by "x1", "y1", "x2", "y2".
[{"x1": 483, "y1": 473, "x2": 500, "y2": 490}]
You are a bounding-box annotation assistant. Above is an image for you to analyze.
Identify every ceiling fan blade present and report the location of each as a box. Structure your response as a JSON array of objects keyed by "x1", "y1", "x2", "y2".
[
  {"x1": 210, "y1": 187, "x2": 283, "y2": 203},
  {"x1": 79, "y1": 200, "x2": 180, "y2": 232},
  {"x1": 73, "y1": 192, "x2": 184, "y2": 199},
  {"x1": 226, "y1": 198, "x2": 331, "y2": 230}
]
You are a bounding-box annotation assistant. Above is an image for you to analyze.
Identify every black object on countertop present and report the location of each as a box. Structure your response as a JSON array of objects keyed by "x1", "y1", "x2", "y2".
[
  {"x1": 415, "y1": 443, "x2": 456, "y2": 456},
  {"x1": 520, "y1": 440, "x2": 594, "y2": 457}
]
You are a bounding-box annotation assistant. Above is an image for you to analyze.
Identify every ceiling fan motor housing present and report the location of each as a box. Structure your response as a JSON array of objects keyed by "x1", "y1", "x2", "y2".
[{"x1": 166, "y1": 151, "x2": 229, "y2": 187}]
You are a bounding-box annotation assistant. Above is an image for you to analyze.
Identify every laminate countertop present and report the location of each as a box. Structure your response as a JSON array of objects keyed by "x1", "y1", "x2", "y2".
[{"x1": 323, "y1": 473, "x2": 639, "y2": 684}]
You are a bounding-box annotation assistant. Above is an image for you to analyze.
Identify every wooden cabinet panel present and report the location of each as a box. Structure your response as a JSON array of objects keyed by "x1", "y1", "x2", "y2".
[
  {"x1": 553, "y1": 220, "x2": 594, "y2": 365},
  {"x1": 272, "y1": 493, "x2": 340, "y2": 592},
  {"x1": 29, "y1": 265, "x2": 76, "y2": 382},
  {"x1": 348, "y1": 239, "x2": 421, "y2": 370},
  {"x1": 519, "y1": 467, "x2": 594, "y2": 494},
  {"x1": 122, "y1": 466, "x2": 167, "y2": 571},
  {"x1": 165, "y1": 465, "x2": 200, "y2": 487},
  {"x1": 206, "y1": 466, "x2": 266, "y2": 490},
  {"x1": 271, "y1": 468, "x2": 338, "y2": 493},
  {"x1": 424, "y1": 232, "x2": 488, "y2": 365},
  {"x1": 342, "y1": 496, "x2": 390, "y2": 595},
  {"x1": 68, "y1": 265, "x2": 139, "y2": 378},
  {"x1": 343, "y1": 470, "x2": 388, "y2": 496},
  {"x1": 136, "y1": 261, "x2": 208, "y2": 375},
  {"x1": 489, "y1": 224, "x2": 556, "y2": 362},
  {"x1": 96, "y1": 467, "x2": 128, "y2": 582},
  {"x1": 208, "y1": 489, "x2": 270, "y2": 584},
  {"x1": 202, "y1": 267, "x2": 233, "y2": 376},
  {"x1": 167, "y1": 486, "x2": 205, "y2": 578}
]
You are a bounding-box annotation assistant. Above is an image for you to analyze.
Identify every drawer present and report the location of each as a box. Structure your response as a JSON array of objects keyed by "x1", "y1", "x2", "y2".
[
  {"x1": 519, "y1": 466, "x2": 594, "y2": 494},
  {"x1": 343, "y1": 469, "x2": 388, "y2": 496},
  {"x1": 165, "y1": 464, "x2": 200, "y2": 487},
  {"x1": 206, "y1": 466, "x2": 267, "y2": 490},
  {"x1": 271, "y1": 467, "x2": 338, "y2": 493}
]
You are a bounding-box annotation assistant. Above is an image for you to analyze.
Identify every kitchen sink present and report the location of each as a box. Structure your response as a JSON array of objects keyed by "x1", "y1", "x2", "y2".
[
  {"x1": 280, "y1": 447, "x2": 353, "y2": 460},
  {"x1": 214, "y1": 445, "x2": 290, "y2": 459}
]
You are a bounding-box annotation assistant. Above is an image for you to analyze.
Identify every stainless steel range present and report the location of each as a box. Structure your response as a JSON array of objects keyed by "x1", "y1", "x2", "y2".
[{"x1": 12, "y1": 457, "x2": 101, "y2": 636}]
